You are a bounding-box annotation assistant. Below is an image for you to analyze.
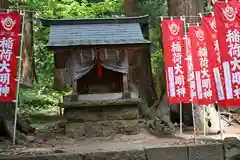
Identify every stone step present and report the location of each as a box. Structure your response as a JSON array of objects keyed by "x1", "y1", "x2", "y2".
[{"x1": 0, "y1": 143, "x2": 228, "y2": 160}]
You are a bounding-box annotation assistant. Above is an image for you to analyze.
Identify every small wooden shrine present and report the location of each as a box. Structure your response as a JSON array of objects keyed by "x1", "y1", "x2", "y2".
[{"x1": 41, "y1": 15, "x2": 150, "y2": 138}]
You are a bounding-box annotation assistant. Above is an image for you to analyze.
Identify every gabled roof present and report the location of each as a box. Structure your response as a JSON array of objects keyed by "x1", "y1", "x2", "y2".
[{"x1": 40, "y1": 15, "x2": 150, "y2": 47}]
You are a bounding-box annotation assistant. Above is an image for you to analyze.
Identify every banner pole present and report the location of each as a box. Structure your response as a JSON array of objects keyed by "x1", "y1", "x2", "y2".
[
  {"x1": 191, "y1": 102, "x2": 197, "y2": 140},
  {"x1": 182, "y1": 15, "x2": 197, "y2": 140},
  {"x1": 203, "y1": 105, "x2": 206, "y2": 136},
  {"x1": 180, "y1": 102, "x2": 183, "y2": 134},
  {"x1": 13, "y1": 10, "x2": 25, "y2": 145},
  {"x1": 217, "y1": 105, "x2": 224, "y2": 140}
]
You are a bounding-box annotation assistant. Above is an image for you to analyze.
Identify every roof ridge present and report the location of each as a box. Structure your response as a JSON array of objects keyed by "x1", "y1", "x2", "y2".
[{"x1": 40, "y1": 15, "x2": 149, "y2": 26}]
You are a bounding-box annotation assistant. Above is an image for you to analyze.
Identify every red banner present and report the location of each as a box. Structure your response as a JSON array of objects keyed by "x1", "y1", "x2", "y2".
[
  {"x1": 214, "y1": 1, "x2": 240, "y2": 106},
  {"x1": 185, "y1": 35, "x2": 197, "y2": 102},
  {"x1": 0, "y1": 12, "x2": 21, "y2": 102},
  {"x1": 0, "y1": 35, "x2": 19, "y2": 102},
  {"x1": 162, "y1": 19, "x2": 189, "y2": 104},
  {"x1": 202, "y1": 14, "x2": 225, "y2": 101},
  {"x1": 188, "y1": 26, "x2": 217, "y2": 105}
]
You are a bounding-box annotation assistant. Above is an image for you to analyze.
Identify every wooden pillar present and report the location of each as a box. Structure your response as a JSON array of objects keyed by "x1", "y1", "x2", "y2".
[
  {"x1": 53, "y1": 68, "x2": 66, "y2": 90},
  {"x1": 72, "y1": 80, "x2": 77, "y2": 94},
  {"x1": 122, "y1": 49, "x2": 131, "y2": 99},
  {"x1": 53, "y1": 52, "x2": 68, "y2": 90}
]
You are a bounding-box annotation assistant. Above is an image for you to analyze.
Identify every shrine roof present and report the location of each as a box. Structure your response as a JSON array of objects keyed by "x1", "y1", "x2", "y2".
[
  {"x1": 40, "y1": 15, "x2": 148, "y2": 26},
  {"x1": 40, "y1": 15, "x2": 150, "y2": 47}
]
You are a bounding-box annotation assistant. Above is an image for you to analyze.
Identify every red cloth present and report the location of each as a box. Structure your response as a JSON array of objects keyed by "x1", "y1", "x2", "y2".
[
  {"x1": 162, "y1": 19, "x2": 190, "y2": 104},
  {"x1": 188, "y1": 26, "x2": 217, "y2": 105},
  {"x1": 0, "y1": 12, "x2": 21, "y2": 102},
  {"x1": 202, "y1": 13, "x2": 225, "y2": 102},
  {"x1": 97, "y1": 62, "x2": 102, "y2": 78},
  {"x1": 214, "y1": 1, "x2": 240, "y2": 106}
]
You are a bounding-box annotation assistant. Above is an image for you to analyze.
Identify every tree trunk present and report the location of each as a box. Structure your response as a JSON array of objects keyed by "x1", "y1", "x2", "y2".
[
  {"x1": 0, "y1": 0, "x2": 8, "y2": 8},
  {"x1": 125, "y1": 0, "x2": 157, "y2": 107},
  {"x1": 0, "y1": 0, "x2": 35, "y2": 144},
  {"x1": 167, "y1": 0, "x2": 224, "y2": 134},
  {"x1": 124, "y1": 0, "x2": 175, "y2": 135},
  {"x1": 21, "y1": 11, "x2": 36, "y2": 85}
]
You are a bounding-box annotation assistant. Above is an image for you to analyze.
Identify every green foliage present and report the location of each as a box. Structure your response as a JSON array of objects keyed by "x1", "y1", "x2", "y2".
[
  {"x1": 19, "y1": 85, "x2": 71, "y2": 116},
  {"x1": 138, "y1": 0, "x2": 167, "y2": 94}
]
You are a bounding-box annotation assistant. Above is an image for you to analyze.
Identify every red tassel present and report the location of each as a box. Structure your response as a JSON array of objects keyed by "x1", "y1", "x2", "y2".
[{"x1": 97, "y1": 63, "x2": 102, "y2": 78}]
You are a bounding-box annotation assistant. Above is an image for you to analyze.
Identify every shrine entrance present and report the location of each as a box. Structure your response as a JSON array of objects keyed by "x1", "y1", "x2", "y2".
[{"x1": 66, "y1": 47, "x2": 128, "y2": 96}]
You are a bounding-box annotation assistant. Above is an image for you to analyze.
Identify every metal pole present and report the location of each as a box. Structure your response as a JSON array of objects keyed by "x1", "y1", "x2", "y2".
[
  {"x1": 203, "y1": 105, "x2": 206, "y2": 136},
  {"x1": 191, "y1": 103, "x2": 197, "y2": 140},
  {"x1": 13, "y1": 10, "x2": 25, "y2": 145},
  {"x1": 217, "y1": 106, "x2": 224, "y2": 140},
  {"x1": 180, "y1": 16, "x2": 189, "y2": 135},
  {"x1": 179, "y1": 103, "x2": 183, "y2": 134}
]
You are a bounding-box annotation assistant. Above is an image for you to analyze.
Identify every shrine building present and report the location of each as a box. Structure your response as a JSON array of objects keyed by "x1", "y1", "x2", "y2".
[{"x1": 41, "y1": 15, "x2": 151, "y2": 138}]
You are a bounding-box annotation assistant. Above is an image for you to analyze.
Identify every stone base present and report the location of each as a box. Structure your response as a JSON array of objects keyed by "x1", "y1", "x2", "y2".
[
  {"x1": 65, "y1": 120, "x2": 140, "y2": 138},
  {"x1": 64, "y1": 97, "x2": 141, "y2": 138}
]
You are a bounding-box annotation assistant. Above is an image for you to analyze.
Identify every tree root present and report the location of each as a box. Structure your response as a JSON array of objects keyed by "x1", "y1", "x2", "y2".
[
  {"x1": 0, "y1": 102, "x2": 35, "y2": 144},
  {"x1": 139, "y1": 93, "x2": 176, "y2": 135}
]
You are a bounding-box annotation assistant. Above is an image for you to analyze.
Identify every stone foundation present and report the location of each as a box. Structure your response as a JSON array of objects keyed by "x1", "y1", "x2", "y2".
[
  {"x1": 0, "y1": 143, "x2": 228, "y2": 160},
  {"x1": 63, "y1": 97, "x2": 141, "y2": 138}
]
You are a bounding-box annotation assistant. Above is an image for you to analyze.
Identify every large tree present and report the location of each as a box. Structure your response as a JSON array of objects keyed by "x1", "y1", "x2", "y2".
[
  {"x1": 0, "y1": 0, "x2": 35, "y2": 144},
  {"x1": 124, "y1": 0, "x2": 175, "y2": 134}
]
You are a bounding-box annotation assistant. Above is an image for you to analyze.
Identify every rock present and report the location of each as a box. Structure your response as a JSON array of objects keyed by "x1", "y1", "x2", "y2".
[
  {"x1": 113, "y1": 120, "x2": 140, "y2": 135},
  {"x1": 224, "y1": 137, "x2": 240, "y2": 160},
  {"x1": 54, "y1": 150, "x2": 65, "y2": 153},
  {"x1": 26, "y1": 136, "x2": 35, "y2": 142}
]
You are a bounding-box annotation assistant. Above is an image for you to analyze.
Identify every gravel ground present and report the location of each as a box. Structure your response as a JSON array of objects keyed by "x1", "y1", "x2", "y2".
[{"x1": 0, "y1": 125, "x2": 226, "y2": 157}]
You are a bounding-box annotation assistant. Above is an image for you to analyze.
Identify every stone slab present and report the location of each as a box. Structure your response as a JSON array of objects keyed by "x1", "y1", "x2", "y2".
[
  {"x1": 85, "y1": 150, "x2": 146, "y2": 160},
  {"x1": 64, "y1": 108, "x2": 87, "y2": 121},
  {"x1": 188, "y1": 143, "x2": 224, "y2": 160},
  {"x1": 0, "y1": 143, "x2": 228, "y2": 160},
  {"x1": 104, "y1": 105, "x2": 139, "y2": 120},
  {"x1": 64, "y1": 105, "x2": 139, "y2": 121},
  {"x1": 224, "y1": 137, "x2": 240, "y2": 160},
  {"x1": 0, "y1": 154, "x2": 84, "y2": 160},
  {"x1": 64, "y1": 93, "x2": 138, "y2": 102},
  {"x1": 145, "y1": 146, "x2": 188, "y2": 160},
  {"x1": 64, "y1": 98, "x2": 141, "y2": 108}
]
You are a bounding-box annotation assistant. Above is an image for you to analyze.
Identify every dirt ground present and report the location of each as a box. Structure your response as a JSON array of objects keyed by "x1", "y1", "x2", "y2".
[{"x1": 0, "y1": 119, "x2": 239, "y2": 157}]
